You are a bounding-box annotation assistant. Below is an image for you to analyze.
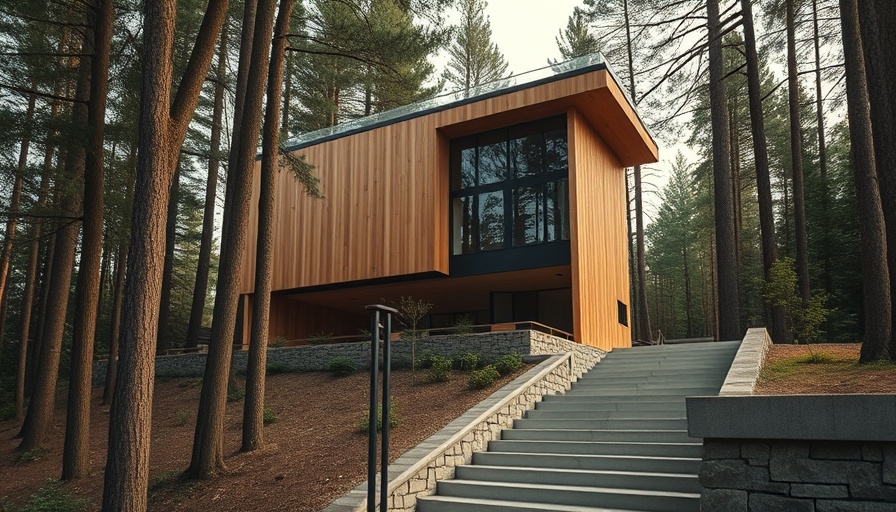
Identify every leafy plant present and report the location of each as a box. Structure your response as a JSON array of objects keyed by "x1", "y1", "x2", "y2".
[
  {"x1": 452, "y1": 315, "x2": 475, "y2": 334},
  {"x1": 226, "y1": 382, "x2": 245, "y2": 402},
  {"x1": 493, "y1": 353, "x2": 523, "y2": 376},
  {"x1": 266, "y1": 361, "x2": 291, "y2": 375},
  {"x1": 307, "y1": 331, "x2": 335, "y2": 345},
  {"x1": 327, "y1": 357, "x2": 359, "y2": 377},
  {"x1": 468, "y1": 365, "x2": 500, "y2": 389},
  {"x1": 358, "y1": 403, "x2": 399, "y2": 432},
  {"x1": 428, "y1": 356, "x2": 453, "y2": 382},
  {"x1": 763, "y1": 257, "x2": 830, "y2": 344},
  {"x1": 10, "y1": 480, "x2": 87, "y2": 512},
  {"x1": 457, "y1": 352, "x2": 480, "y2": 372},
  {"x1": 263, "y1": 407, "x2": 278, "y2": 425},
  {"x1": 15, "y1": 448, "x2": 46, "y2": 465},
  {"x1": 173, "y1": 410, "x2": 191, "y2": 426},
  {"x1": 0, "y1": 402, "x2": 15, "y2": 421},
  {"x1": 270, "y1": 336, "x2": 288, "y2": 348},
  {"x1": 389, "y1": 295, "x2": 433, "y2": 380}
]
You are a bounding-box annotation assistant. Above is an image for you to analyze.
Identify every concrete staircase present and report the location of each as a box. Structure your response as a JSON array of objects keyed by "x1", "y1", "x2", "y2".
[{"x1": 416, "y1": 340, "x2": 740, "y2": 512}]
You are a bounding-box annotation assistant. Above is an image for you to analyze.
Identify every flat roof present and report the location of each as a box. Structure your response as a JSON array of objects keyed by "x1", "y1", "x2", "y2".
[{"x1": 283, "y1": 53, "x2": 657, "y2": 153}]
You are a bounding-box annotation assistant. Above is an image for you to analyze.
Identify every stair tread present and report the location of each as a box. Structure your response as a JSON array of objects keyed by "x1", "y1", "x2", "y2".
[
  {"x1": 443, "y1": 479, "x2": 701, "y2": 498},
  {"x1": 417, "y1": 495, "x2": 651, "y2": 512},
  {"x1": 462, "y1": 464, "x2": 700, "y2": 479}
]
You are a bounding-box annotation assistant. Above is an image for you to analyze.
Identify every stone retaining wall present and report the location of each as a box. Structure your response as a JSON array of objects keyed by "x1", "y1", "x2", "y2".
[
  {"x1": 701, "y1": 439, "x2": 896, "y2": 511},
  {"x1": 323, "y1": 353, "x2": 578, "y2": 512},
  {"x1": 93, "y1": 330, "x2": 605, "y2": 385}
]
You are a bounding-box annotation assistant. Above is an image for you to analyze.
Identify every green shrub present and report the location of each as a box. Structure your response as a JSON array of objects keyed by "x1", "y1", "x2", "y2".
[
  {"x1": 468, "y1": 365, "x2": 500, "y2": 389},
  {"x1": 173, "y1": 410, "x2": 191, "y2": 426},
  {"x1": 452, "y1": 315, "x2": 475, "y2": 334},
  {"x1": 15, "y1": 480, "x2": 87, "y2": 512},
  {"x1": 428, "y1": 356, "x2": 453, "y2": 382},
  {"x1": 327, "y1": 357, "x2": 359, "y2": 376},
  {"x1": 270, "y1": 336, "x2": 288, "y2": 348},
  {"x1": 307, "y1": 331, "x2": 334, "y2": 345},
  {"x1": 266, "y1": 361, "x2": 291, "y2": 375},
  {"x1": 263, "y1": 407, "x2": 278, "y2": 425},
  {"x1": 359, "y1": 403, "x2": 399, "y2": 432},
  {"x1": 414, "y1": 354, "x2": 433, "y2": 370},
  {"x1": 493, "y1": 353, "x2": 523, "y2": 376},
  {"x1": 0, "y1": 402, "x2": 15, "y2": 421},
  {"x1": 457, "y1": 352, "x2": 480, "y2": 372},
  {"x1": 226, "y1": 382, "x2": 245, "y2": 402}
]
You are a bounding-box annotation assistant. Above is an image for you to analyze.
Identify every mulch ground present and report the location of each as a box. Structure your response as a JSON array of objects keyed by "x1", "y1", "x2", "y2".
[
  {"x1": 0, "y1": 367, "x2": 527, "y2": 511},
  {"x1": 753, "y1": 343, "x2": 896, "y2": 395}
]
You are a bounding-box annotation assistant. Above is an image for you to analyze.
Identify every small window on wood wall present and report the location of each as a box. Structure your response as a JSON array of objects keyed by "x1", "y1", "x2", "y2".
[{"x1": 617, "y1": 301, "x2": 628, "y2": 326}]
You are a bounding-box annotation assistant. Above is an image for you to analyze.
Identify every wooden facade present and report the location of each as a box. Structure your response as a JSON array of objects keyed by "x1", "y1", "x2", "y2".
[{"x1": 238, "y1": 65, "x2": 657, "y2": 350}]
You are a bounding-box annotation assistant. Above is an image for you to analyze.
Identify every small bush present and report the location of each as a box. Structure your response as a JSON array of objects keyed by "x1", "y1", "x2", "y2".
[
  {"x1": 263, "y1": 407, "x2": 278, "y2": 425},
  {"x1": 457, "y1": 352, "x2": 480, "y2": 372},
  {"x1": 0, "y1": 402, "x2": 16, "y2": 421},
  {"x1": 15, "y1": 448, "x2": 46, "y2": 464},
  {"x1": 414, "y1": 354, "x2": 433, "y2": 370},
  {"x1": 428, "y1": 356, "x2": 453, "y2": 382},
  {"x1": 226, "y1": 382, "x2": 245, "y2": 402},
  {"x1": 493, "y1": 353, "x2": 523, "y2": 376},
  {"x1": 15, "y1": 480, "x2": 87, "y2": 512},
  {"x1": 266, "y1": 361, "x2": 291, "y2": 375},
  {"x1": 468, "y1": 365, "x2": 500, "y2": 389},
  {"x1": 173, "y1": 410, "x2": 191, "y2": 426},
  {"x1": 359, "y1": 403, "x2": 399, "y2": 432},
  {"x1": 270, "y1": 336, "x2": 288, "y2": 348},
  {"x1": 307, "y1": 331, "x2": 334, "y2": 345},
  {"x1": 796, "y1": 352, "x2": 838, "y2": 364},
  {"x1": 452, "y1": 315, "x2": 475, "y2": 334},
  {"x1": 327, "y1": 357, "x2": 359, "y2": 377}
]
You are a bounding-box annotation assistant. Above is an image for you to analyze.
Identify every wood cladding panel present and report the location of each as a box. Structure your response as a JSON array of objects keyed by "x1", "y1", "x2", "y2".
[
  {"x1": 240, "y1": 68, "x2": 656, "y2": 295},
  {"x1": 568, "y1": 108, "x2": 632, "y2": 350},
  {"x1": 248, "y1": 295, "x2": 367, "y2": 343}
]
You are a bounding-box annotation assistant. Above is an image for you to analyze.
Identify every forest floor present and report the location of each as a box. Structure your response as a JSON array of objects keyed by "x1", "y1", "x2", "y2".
[
  {"x1": 754, "y1": 343, "x2": 896, "y2": 394},
  {"x1": 0, "y1": 366, "x2": 528, "y2": 512}
]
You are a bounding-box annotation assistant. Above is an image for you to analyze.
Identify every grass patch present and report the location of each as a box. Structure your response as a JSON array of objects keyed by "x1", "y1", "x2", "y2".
[
  {"x1": 758, "y1": 347, "x2": 896, "y2": 394},
  {"x1": 3, "y1": 480, "x2": 87, "y2": 512},
  {"x1": 172, "y1": 410, "x2": 191, "y2": 427},
  {"x1": 14, "y1": 448, "x2": 46, "y2": 465},
  {"x1": 266, "y1": 362, "x2": 291, "y2": 375},
  {"x1": 263, "y1": 407, "x2": 278, "y2": 425}
]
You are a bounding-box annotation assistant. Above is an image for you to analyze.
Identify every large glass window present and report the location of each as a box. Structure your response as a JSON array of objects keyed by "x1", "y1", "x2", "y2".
[{"x1": 451, "y1": 116, "x2": 569, "y2": 255}]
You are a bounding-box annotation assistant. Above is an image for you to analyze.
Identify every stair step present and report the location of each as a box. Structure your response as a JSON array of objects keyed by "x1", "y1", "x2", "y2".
[
  {"x1": 488, "y1": 440, "x2": 702, "y2": 458},
  {"x1": 502, "y1": 429, "x2": 695, "y2": 444},
  {"x1": 564, "y1": 387, "x2": 719, "y2": 397},
  {"x1": 455, "y1": 465, "x2": 703, "y2": 494},
  {"x1": 540, "y1": 394, "x2": 688, "y2": 403},
  {"x1": 571, "y1": 382, "x2": 723, "y2": 391},
  {"x1": 525, "y1": 409, "x2": 687, "y2": 420},
  {"x1": 514, "y1": 418, "x2": 689, "y2": 430},
  {"x1": 472, "y1": 451, "x2": 703, "y2": 474},
  {"x1": 534, "y1": 400, "x2": 685, "y2": 412},
  {"x1": 417, "y1": 495, "x2": 647, "y2": 512},
  {"x1": 574, "y1": 375, "x2": 725, "y2": 385},
  {"x1": 435, "y1": 480, "x2": 699, "y2": 512},
  {"x1": 578, "y1": 368, "x2": 729, "y2": 378}
]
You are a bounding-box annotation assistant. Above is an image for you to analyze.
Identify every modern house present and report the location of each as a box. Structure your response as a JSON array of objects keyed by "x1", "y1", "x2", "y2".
[{"x1": 238, "y1": 55, "x2": 658, "y2": 351}]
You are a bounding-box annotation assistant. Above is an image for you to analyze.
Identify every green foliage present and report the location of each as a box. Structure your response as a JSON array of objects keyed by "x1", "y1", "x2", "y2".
[
  {"x1": 493, "y1": 353, "x2": 523, "y2": 376},
  {"x1": 795, "y1": 353, "x2": 837, "y2": 364},
  {"x1": 359, "y1": 403, "x2": 399, "y2": 432},
  {"x1": 452, "y1": 315, "x2": 475, "y2": 335},
  {"x1": 266, "y1": 361, "x2": 291, "y2": 375},
  {"x1": 173, "y1": 410, "x2": 191, "y2": 426},
  {"x1": 307, "y1": 331, "x2": 334, "y2": 345},
  {"x1": 468, "y1": 365, "x2": 500, "y2": 389},
  {"x1": 553, "y1": 8, "x2": 599, "y2": 61},
  {"x1": 4, "y1": 480, "x2": 87, "y2": 512},
  {"x1": 270, "y1": 336, "x2": 288, "y2": 348},
  {"x1": 391, "y1": 295, "x2": 433, "y2": 378},
  {"x1": 457, "y1": 352, "x2": 480, "y2": 372},
  {"x1": 226, "y1": 381, "x2": 245, "y2": 402},
  {"x1": 763, "y1": 257, "x2": 830, "y2": 343},
  {"x1": 427, "y1": 356, "x2": 453, "y2": 382},
  {"x1": 327, "y1": 357, "x2": 359, "y2": 377},
  {"x1": 263, "y1": 407, "x2": 278, "y2": 425},
  {"x1": 148, "y1": 471, "x2": 180, "y2": 494},
  {"x1": 0, "y1": 402, "x2": 15, "y2": 421},
  {"x1": 443, "y1": 0, "x2": 509, "y2": 91},
  {"x1": 15, "y1": 448, "x2": 46, "y2": 465},
  {"x1": 414, "y1": 354, "x2": 433, "y2": 370}
]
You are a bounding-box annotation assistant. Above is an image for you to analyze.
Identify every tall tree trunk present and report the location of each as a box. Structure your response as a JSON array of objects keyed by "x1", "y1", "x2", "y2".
[
  {"x1": 858, "y1": 0, "x2": 896, "y2": 355},
  {"x1": 189, "y1": 0, "x2": 276, "y2": 479},
  {"x1": 103, "y1": 0, "x2": 229, "y2": 507},
  {"x1": 18, "y1": 26, "x2": 90, "y2": 452},
  {"x1": 838, "y1": 0, "x2": 891, "y2": 362},
  {"x1": 683, "y1": 243, "x2": 693, "y2": 338},
  {"x1": 707, "y1": 0, "x2": 740, "y2": 341},
  {"x1": 787, "y1": 0, "x2": 811, "y2": 303},
  {"x1": 156, "y1": 167, "x2": 179, "y2": 353},
  {"x1": 625, "y1": 170, "x2": 637, "y2": 340},
  {"x1": 281, "y1": 49, "x2": 292, "y2": 140},
  {"x1": 62, "y1": 0, "x2": 113, "y2": 480},
  {"x1": 186, "y1": 25, "x2": 228, "y2": 350},
  {"x1": 243, "y1": 0, "x2": 296, "y2": 453},
  {"x1": 812, "y1": 0, "x2": 831, "y2": 295},
  {"x1": 741, "y1": 0, "x2": 787, "y2": 343},
  {"x1": 0, "y1": 85, "x2": 36, "y2": 361}
]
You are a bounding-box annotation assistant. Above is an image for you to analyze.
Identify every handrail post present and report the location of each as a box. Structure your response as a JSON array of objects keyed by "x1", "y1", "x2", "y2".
[{"x1": 365, "y1": 304, "x2": 398, "y2": 512}]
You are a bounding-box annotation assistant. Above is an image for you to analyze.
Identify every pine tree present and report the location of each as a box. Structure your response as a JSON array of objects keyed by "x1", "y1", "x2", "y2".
[
  {"x1": 442, "y1": 0, "x2": 509, "y2": 93},
  {"x1": 554, "y1": 7, "x2": 599, "y2": 61}
]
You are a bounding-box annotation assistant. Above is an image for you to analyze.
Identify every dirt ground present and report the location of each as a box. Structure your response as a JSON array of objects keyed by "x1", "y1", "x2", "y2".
[
  {"x1": 0, "y1": 367, "x2": 526, "y2": 511},
  {"x1": 754, "y1": 343, "x2": 896, "y2": 394}
]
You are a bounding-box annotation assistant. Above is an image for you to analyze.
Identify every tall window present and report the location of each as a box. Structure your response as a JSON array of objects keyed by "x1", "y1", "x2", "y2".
[{"x1": 451, "y1": 116, "x2": 570, "y2": 255}]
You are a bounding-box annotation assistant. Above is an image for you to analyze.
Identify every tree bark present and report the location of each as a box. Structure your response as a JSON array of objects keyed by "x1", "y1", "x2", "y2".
[
  {"x1": 243, "y1": 0, "x2": 297, "y2": 453},
  {"x1": 102, "y1": 0, "x2": 229, "y2": 508},
  {"x1": 186, "y1": 25, "x2": 228, "y2": 350},
  {"x1": 707, "y1": 0, "x2": 740, "y2": 341},
  {"x1": 63, "y1": 0, "x2": 113, "y2": 479},
  {"x1": 839, "y1": 0, "x2": 891, "y2": 362},
  {"x1": 18, "y1": 25, "x2": 90, "y2": 452},
  {"x1": 740, "y1": 0, "x2": 787, "y2": 343},
  {"x1": 188, "y1": 0, "x2": 276, "y2": 479},
  {"x1": 787, "y1": 0, "x2": 811, "y2": 304},
  {"x1": 156, "y1": 167, "x2": 179, "y2": 353},
  {"x1": 857, "y1": 0, "x2": 896, "y2": 356},
  {"x1": 812, "y1": 0, "x2": 831, "y2": 296}
]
